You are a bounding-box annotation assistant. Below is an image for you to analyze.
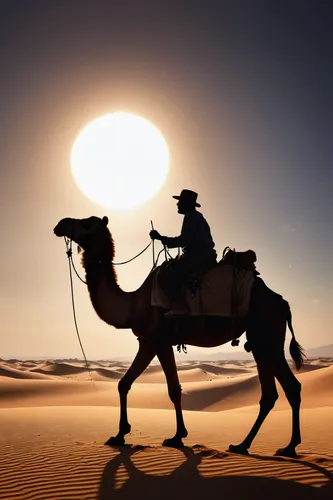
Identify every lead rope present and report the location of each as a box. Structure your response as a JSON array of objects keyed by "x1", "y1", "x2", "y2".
[
  {"x1": 64, "y1": 234, "x2": 163, "y2": 375},
  {"x1": 65, "y1": 237, "x2": 94, "y2": 383},
  {"x1": 65, "y1": 238, "x2": 154, "y2": 286}
]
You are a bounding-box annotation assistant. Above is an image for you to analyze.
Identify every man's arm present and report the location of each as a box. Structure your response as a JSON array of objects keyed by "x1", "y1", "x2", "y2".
[
  {"x1": 149, "y1": 229, "x2": 182, "y2": 247},
  {"x1": 161, "y1": 213, "x2": 195, "y2": 248},
  {"x1": 161, "y1": 234, "x2": 183, "y2": 248}
]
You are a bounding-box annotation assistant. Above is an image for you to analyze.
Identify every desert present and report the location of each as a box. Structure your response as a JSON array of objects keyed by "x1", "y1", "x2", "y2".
[
  {"x1": 2, "y1": 1, "x2": 332, "y2": 499},
  {"x1": 1, "y1": 356, "x2": 333, "y2": 499}
]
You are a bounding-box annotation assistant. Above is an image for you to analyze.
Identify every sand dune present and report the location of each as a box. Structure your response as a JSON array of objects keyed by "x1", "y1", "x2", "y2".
[
  {"x1": 0, "y1": 364, "x2": 53, "y2": 380},
  {"x1": 0, "y1": 359, "x2": 332, "y2": 412},
  {"x1": 30, "y1": 361, "x2": 89, "y2": 376},
  {"x1": 295, "y1": 364, "x2": 333, "y2": 408},
  {"x1": 16, "y1": 361, "x2": 39, "y2": 369},
  {"x1": 1, "y1": 358, "x2": 333, "y2": 499},
  {"x1": 1, "y1": 406, "x2": 333, "y2": 499},
  {"x1": 94, "y1": 368, "x2": 124, "y2": 380},
  {"x1": 182, "y1": 374, "x2": 260, "y2": 411},
  {"x1": 196, "y1": 362, "x2": 251, "y2": 375},
  {"x1": 174, "y1": 361, "x2": 251, "y2": 376}
]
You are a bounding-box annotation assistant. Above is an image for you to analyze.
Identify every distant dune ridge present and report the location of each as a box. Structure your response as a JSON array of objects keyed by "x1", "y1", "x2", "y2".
[
  {"x1": 0, "y1": 357, "x2": 333, "y2": 411},
  {"x1": 1, "y1": 356, "x2": 333, "y2": 499}
]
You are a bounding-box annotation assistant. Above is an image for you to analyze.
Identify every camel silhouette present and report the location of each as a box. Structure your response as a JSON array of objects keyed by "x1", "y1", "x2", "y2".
[{"x1": 54, "y1": 215, "x2": 304, "y2": 457}]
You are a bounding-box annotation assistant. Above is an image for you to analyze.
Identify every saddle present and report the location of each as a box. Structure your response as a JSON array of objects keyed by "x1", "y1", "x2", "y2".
[
  {"x1": 186, "y1": 247, "x2": 259, "y2": 296},
  {"x1": 151, "y1": 247, "x2": 258, "y2": 317},
  {"x1": 220, "y1": 247, "x2": 259, "y2": 274}
]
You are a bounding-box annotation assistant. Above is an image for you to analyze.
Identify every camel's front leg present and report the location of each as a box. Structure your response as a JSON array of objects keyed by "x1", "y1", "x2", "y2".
[
  {"x1": 105, "y1": 339, "x2": 156, "y2": 446},
  {"x1": 229, "y1": 358, "x2": 278, "y2": 455},
  {"x1": 157, "y1": 343, "x2": 188, "y2": 449}
]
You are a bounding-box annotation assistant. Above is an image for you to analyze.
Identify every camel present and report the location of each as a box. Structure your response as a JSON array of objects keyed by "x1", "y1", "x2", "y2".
[{"x1": 53, "y1": 215, "x2": 305, "y2": 457}]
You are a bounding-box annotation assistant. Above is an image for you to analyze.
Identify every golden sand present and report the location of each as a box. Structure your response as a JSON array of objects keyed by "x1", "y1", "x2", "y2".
[{"x1": 0, "y1": 358, "x2": 332, "y2": 499}]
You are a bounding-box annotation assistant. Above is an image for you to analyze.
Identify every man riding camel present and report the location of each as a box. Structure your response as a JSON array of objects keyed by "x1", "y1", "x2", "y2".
[{"x1": 149, "y1": 189, "x2": 217, "y2": 313}]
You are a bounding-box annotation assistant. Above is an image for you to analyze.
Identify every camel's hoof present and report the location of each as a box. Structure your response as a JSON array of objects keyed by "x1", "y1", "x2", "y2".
[
  {"x1": 104, "y1": 435, "x2": 125, "y2": 447},
  {"x1": 275, "y1": 447, "x2": 298, "y2": 458},
  {"x1": 163, "y1": 437, "x2": 184, "y2": 449},
  {"x1": 228, "y1": 444, "x2": 249, "y2": 455}
]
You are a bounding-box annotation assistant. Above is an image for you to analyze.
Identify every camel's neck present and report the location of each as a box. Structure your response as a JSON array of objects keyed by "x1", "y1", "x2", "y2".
[{"x1": 82, "y1": 251, "x2": 133, "y2": 329}]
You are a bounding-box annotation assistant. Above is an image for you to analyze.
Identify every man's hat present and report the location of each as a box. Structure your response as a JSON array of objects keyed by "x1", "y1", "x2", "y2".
[{"x1": 172, "y1": 189, "x2": 201, "y2": 207}]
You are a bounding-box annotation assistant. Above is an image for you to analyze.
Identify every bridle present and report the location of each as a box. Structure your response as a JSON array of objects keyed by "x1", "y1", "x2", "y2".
[{"x1": 62, "y1": 220, "x2": 170, "y2": 374}]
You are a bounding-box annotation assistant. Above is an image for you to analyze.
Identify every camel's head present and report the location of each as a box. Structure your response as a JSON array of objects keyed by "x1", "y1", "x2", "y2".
[{"x1": 53, "y1": 216, "x2": 109, "y2": 248}]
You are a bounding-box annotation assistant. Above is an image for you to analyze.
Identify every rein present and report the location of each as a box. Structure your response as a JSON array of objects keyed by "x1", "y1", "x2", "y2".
[
  {"x1": 64, "y1": 238, "x2": 92, "y2": 377},
  {"x1": 63, "y1": 236, "x2": 168, "y2": 370},
  {"x1": 64, "y1": 237, "x2": 164, "y2": 286}
]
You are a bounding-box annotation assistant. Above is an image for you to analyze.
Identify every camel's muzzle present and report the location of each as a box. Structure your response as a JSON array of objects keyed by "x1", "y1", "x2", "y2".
[
  {"x1": 53, "y1": 218, "x2": 74, "y2": 238},
  {"x1": 53, "y1": 225, "x2": 63, "y2": 237}
]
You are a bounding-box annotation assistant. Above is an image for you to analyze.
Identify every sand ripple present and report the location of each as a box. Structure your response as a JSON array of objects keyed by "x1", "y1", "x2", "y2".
[{"x1": 0, "y1": 439, "x2": 332, "y2": 500}]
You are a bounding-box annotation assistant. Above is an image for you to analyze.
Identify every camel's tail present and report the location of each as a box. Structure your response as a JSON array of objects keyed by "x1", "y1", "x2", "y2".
[{"x1": 286, "y1": 301, "x2": 305, "y2": 371}]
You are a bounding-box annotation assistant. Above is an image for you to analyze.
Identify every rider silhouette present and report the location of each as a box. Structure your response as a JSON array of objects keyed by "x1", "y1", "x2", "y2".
[{"x1": 150, "y1": 189, "x2": 217, "y2": 313}]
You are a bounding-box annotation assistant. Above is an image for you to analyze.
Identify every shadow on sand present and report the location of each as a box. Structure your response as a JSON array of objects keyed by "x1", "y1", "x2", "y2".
[{"x1": 98, "y1": 445, "x2": 333, "y2": 500}]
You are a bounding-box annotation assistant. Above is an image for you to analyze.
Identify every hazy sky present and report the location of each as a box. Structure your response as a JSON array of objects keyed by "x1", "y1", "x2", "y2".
[{"x1": 1, "y1": 0, "x2": 332, "y2": 360}]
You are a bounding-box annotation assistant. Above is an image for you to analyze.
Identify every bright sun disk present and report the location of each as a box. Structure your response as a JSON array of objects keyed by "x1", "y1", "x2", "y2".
[{"x1": 71, "y1": 112, "x2": 169, "y2": 210}]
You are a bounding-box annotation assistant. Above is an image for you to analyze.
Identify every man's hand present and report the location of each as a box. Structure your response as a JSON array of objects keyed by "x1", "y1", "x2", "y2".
[{"x1": 149, "y1": 229, "x2": 162, "y2": 240}]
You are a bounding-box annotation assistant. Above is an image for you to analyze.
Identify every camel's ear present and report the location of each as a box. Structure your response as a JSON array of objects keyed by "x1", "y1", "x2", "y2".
[
  {"x1": 102, "y1": 216, "x2": 109, "y2": 226},
  {"x1": 247, "y1": 250, "x2": 257, "y2": 262}
]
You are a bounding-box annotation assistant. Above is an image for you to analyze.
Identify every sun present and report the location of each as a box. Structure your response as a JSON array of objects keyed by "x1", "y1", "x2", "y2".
[{"x1": 71, "y1": 112, "x2": 169, "y2": 210}]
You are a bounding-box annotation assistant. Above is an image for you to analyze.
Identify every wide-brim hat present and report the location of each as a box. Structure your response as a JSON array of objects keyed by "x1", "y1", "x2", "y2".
[{"x1": 173, "y1": 189, "x2": 201, "y2": 207}]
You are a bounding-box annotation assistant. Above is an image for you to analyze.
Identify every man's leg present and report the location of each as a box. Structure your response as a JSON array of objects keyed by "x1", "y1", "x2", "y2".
[
  {"x1": 158, "y1": 260, "x2": 183, "y2": 300},
  {"x1": 169, "y1": 256, "x2": 202, "y2": 314},
  {"x1": 168, "y1": 259, "x2": 189, "y2": 313},
  {"x1": 158, "y1": 258, "x2": 190, "y2": 314},
  {"x1": 170, "y1": 254, "x2": 217, "y2": 313}
]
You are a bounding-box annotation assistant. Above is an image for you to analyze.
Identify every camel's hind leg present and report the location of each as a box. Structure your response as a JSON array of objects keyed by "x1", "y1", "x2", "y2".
[
  {"x1": 105, "y1": 339, "x2": 156, "y2": 446},
  {"x1": 229, "y1": 357, "x2": 278, "y2": 455},
  {"x1": 274, "y1": 358, "x2": 301, "y2": 457},
  {"x1": 157, "y1": 344, "x2": 188, "y2": 449}
]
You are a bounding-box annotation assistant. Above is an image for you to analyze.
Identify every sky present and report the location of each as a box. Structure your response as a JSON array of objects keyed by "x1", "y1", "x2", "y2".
[{"x1": 1, "y1": 0, "x2": 333, "y2": 360}]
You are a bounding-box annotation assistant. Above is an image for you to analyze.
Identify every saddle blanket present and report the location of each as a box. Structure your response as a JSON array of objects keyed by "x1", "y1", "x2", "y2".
[{"x1": 151, "y1": 264, "x2": 255, "y2": 317}]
